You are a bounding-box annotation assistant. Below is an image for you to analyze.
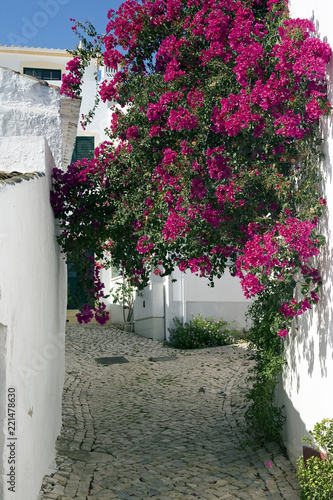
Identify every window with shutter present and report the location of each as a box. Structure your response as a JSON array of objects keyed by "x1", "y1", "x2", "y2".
[
  {"x1": 23, "y1": 67, "x2": 61, "y2": 80},
  {"x1": 67, "y1": 136, "x2": 95, "y2": 312},
  {"x1": 71, "y1": 136, "x2": 95, "y2": 163}
]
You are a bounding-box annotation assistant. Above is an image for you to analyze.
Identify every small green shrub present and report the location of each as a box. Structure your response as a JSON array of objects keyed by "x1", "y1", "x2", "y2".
[
  {"x1": 165, "y1": 314, "x2": 237, "y2": 349},
  {"x1": 232, "y1": 327, "x2": 250, "y2": 343},
  {"x1": 296, "y1": 418, "x2": 333, "y2": 500}
]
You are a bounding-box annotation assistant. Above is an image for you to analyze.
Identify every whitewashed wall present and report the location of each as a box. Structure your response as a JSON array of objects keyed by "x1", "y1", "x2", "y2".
[
  {"x1": 99, "y1": 268, "x2": 124, "y2": 324},
  {"x1": 184, "y1": 272, "x2": 249, "y2": 329},
  {"x1": 275, "y1": 0, "x2": 333, "y2": 465},
  {"x1": 134, "y1": 269, "x2": 249, "y2": 341},
  {"x1": 0, "y1": 69, "x2": 67, "y2": 500},
  {"x1": 0, "y1": 66, "x2": 63, "y2": 170},
  {"x1": 79, "y1": 60, "x2": 111, "y2": 145}
]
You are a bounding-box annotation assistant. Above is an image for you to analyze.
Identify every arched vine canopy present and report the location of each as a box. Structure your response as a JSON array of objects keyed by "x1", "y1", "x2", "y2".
[{"x1": 52, "y1": 0, "x2": 330, "y2": 338}]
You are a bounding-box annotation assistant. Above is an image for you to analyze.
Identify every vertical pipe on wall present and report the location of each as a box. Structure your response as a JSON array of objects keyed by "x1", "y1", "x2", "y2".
[{"x1": 181, "y1": 271, "x2": 186, "y2": 324}]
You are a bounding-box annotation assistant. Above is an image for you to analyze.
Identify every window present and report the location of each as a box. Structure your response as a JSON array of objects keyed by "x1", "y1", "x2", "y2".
[
  {"x1": 71, "y1": 136, "x2": 95, "y2": 163},
  {"x1": 99, "y1": 65, "x2": 118, "y2": 81},
  {"x1": 67, "y1": 253, "x2": 94, "y2": 310},
  {"x1": 23, "y1": 67, "x2": 61, "y2": 81}
]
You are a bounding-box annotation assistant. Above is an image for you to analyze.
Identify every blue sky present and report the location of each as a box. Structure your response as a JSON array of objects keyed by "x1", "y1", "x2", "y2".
[{"x1": 0, "y1": 0, "x2": 124, "y2": 50}]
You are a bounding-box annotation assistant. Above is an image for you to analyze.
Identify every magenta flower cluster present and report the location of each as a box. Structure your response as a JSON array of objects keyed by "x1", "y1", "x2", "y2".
[
  {"x1": 236, "y1": 218, "x2": 322, "y2": 334},
  {"x1": 76, "y1": 258, "x2": 110, "y2": 325},
  {"x1": 60, "y1": 56, "x2": 82, "y2": 99}
]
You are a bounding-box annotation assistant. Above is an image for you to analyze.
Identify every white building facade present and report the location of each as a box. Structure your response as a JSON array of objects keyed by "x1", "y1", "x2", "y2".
[
  {"x1": 134, "y1": 269, "x2": 249, "y2": 341},
  {"x1": 0, "y1": 65, "x2": 79, "y2": 500}
]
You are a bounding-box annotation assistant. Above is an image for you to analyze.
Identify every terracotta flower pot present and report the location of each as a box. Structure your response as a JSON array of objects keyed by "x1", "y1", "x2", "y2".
[{"x1": 302, "y1": 445, "x2": 327, "y2": 465}]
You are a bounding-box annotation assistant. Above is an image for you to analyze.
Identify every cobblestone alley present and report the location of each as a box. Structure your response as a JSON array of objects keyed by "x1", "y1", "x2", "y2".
[{"x1": 38, "y1": 324, "x2": 300, "y2": 500}]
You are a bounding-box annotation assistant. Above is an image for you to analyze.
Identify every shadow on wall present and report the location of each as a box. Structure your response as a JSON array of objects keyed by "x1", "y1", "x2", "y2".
[
  {"x1": 316, "y1": 228, "x2": 333, "y2": 379},
  {"x1": 282, "y1": 19, "x2": 333, "y2": 388},
  {"x1": 317, "y1": 32, "x2": 333, "y2": 376},
  {"x1": 276, "y1": 375, "x2": 310, "y2": 464}
]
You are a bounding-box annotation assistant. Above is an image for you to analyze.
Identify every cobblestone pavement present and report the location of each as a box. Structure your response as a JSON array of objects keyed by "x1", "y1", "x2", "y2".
[{"x1": 38, "y1": 324, "x2": 300, "y2": 500}]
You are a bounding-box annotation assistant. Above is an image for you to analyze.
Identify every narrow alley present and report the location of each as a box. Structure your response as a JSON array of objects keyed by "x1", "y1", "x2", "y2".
[{"x1": 38, "y1": 325, "x2": 300, "y2": 500}]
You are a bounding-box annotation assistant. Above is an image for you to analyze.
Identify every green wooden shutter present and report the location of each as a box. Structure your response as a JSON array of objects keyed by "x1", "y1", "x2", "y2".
[
  {"x1": 71, "y1": 136, "x2": 95, "y2": 163},
  {"x1": 68, "y1": 136, "x2": 95, "y2": 309}
]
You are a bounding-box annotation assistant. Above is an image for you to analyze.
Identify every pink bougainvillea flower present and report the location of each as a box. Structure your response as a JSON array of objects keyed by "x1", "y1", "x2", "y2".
[{"x1": 126, "y1": 126, "x2": 139, "y2": 140}]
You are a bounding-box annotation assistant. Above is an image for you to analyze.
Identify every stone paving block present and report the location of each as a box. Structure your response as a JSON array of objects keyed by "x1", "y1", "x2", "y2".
[
  {"x1": 63, "y1": 489, "x2": 77, "y2": 498},
  {"x1": 285, "y1": 493, "x2": 301, "y2": 500},
  {"x1": 271, "y1": 494, "x2": 285, "y2": 500},
  {"x1": 233, "y1": 491, "x2": 252, "y2": 499},
  {"x1": 50, "y1": 487, "x2": 65, "y2": 495},
  {"x1": 279, "y1": 486, "x2": 299, "y2": 497}
]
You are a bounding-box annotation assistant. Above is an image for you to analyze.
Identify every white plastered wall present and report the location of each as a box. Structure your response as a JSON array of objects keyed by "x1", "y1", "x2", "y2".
[
  {"x1": 0, "y1": 47, "x2": 69, "y2": 76},
  {"x1": 275, "y1": 0, "x2": 333, "y2": 465},
  {"x1": 0, "y1": 66, "x2": 63, "y2": 170},
  {"x1": 0, "y1": 68, "x2": 67, "y2": 500},
  {"x1": 184, "y1": 272, "x2": 250, "y2": 329},
  {"x1": 133, "y1": 268, "x2": 249, "y2": 341},
  {"x1": 78, "y1": 60, "x2": 112, "y2": 145}
]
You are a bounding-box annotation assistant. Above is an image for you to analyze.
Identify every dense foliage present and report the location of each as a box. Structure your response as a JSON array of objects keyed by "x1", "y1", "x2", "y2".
[
  {"x1": 166, "y1": 314, "x2": 236, "y2": 348},
  {"x1": 297, "y1": 419, "x2": 333, "y2": 499},
  {"x1": 52, "y1": 0, "x2": 331, "y2": 440}
]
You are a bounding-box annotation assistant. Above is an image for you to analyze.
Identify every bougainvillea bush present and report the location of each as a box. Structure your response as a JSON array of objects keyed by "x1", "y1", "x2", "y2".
[{"x1": 52, "y1": 0, "x2": 331, "y2": 440}]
